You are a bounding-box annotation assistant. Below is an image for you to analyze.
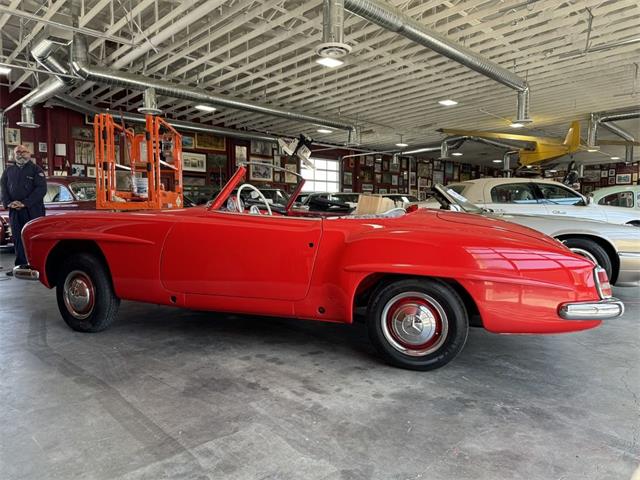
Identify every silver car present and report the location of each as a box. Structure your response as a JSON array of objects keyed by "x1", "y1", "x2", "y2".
[{"x1": 424, "y1": 185, "x2": 640, "y2": 287}]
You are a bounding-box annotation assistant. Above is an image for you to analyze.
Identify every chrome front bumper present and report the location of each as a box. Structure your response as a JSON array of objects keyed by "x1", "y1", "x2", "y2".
[
  {"x1": 12, "y1": 265, "x2": 40, "y2": 281},
  {"x1": 558, "y1": 298, "x2": 624, "y2": 320}
]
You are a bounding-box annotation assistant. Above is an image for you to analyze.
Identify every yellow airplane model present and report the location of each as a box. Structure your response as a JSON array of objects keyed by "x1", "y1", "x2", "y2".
[{"x1": 439, "y1": 121, "x2": 582, "y2": 166}]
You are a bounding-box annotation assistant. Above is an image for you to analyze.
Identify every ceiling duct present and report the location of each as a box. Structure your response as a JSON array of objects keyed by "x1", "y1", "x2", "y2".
[
  {"x1": 138, "y1": 88, "x2": 162, "y2": 115},
  {"x1": 343, "y1": 0, "x2": 532, "y2": 123},
  {"x1": 16, "y1": 104, "x2": 39, "y2": 128},
  {"x1": 317, "y1": 0, "x2": 352, "y2": 64},
  {"x1": 70, "y1": 34, "x2": 356, "y2": 133},
  {"x1": 587, "y1": 108, "x2": 639, "y2": 163},
  {"x1": 4, "y1": 27, "x2": 74, "y2": 114},
  {"x1": 53, "y1": 94, "x2": 279, "y2": 143}
]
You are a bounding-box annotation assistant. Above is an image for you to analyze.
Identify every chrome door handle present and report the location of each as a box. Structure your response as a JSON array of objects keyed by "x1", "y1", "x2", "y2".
[{"x1": 552, "y1": 210, "x2": 567, "y2": 214}]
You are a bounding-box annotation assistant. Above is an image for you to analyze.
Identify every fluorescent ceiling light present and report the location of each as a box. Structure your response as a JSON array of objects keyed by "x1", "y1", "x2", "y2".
[
  {"x1": 315, "y1": 56, "x2": 344, "y2": 68},
  {"x1": 438, "y1": 99, "x2": 458, "y2": 106},
  {"x1": 396, "y1": 142, "x2": 409, "y2": 147},
  {"x1": 195, "y1": 104, "x2": 216, "y2": 112},
  {"x1": 492, "y1": 159, "x2": 502, "y2": 163},
  {"x1": 548, "y1": 169, "x2": 557, "y2": 173},
  {"x1": 587, "y1": 148, "x2": 598, "y2": 152},
  {"x1": 0, "y1": 66, "x2": 11, "y2": 75},
  {"x1": 510, "y1": 122, "x2": 524, "y2": 128},
  {"x1": 610, "y1": 156, "x2": 621, "y2": 160},
  {"x1": 451, "y1": 152, "x2": 463, "y2": 156},
  {"x1": 317, "y1": 128, "x2": 333, "y2": 134}
]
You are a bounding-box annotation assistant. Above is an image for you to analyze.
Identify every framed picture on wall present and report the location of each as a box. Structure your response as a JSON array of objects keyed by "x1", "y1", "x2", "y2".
[
  {"x1": 608, "y1": 176, "x2": 615, "y2": 185},
  {"x1": 38, "y1": 142, "x2": 48, "y2": 153},
  {"x1": 183, "y1": 152, "x2": 207, "y2": 172},
  {"x1": 362, "y1": 183, "x2": 373, "y2": 192},
  {"x1": 285, "y1": 164, "x2": 298, "y2": 183},
  {"x1": 207, "y1": 153, "x2": 227, "y2": 168},
  {"x1": 250, "y1": 140, "x2": 274, "y2": 157},
  {"x1": 71, "y1": 126, "x2": 94, "y2": 140},
  {"x1": 5, "y1": 128, "x2": 20, "y2": 145},
  {"x1": 71, "y1": 164, "x2": 86, "y2": 176},
  {"x1": 343, "y1": 171, "x2": 352, "y2": 185},
  {"x1": 375, "y1": 173, "x2": 381, "y2": 183},
  {"x1": 196, "y1": 132, "x2": 225, "y2": 150},
  {"x1": 365, "y1": 156, "x2": 374, "y2": 167},
  {"x1": 389, "y1": 188, "x2": 398, "y2": 194},
  {"x1": 87, "y1": 166, "x2": 96, "y2": 178},
  {"x1": 374, "y1": 163, "x2": 381, "y2": 173},
  {"x1": 182, "y1": 136, "x2": 195, "y2": 149},
  {"x1": 616, "y1": 173, "x2": 631, "y2": 184},
  {"x1": 601, "y1": 170, "x2": 608, "y2": 178},
  {"x1": 391, "y1": 175, "x2": 398, "y2": 186},
  {"x1": 608, "y1": 168, "x2": 616, "y2": 176},
  {"x1": 382, "y1": 172, "x2": 391, "y2": 184},
  {"x1": 378, "y1": 188, "x2": 388, "y2": 194},
  {"x1": 235, "y1": 145, "x2": 247, "y2": 166},
  {"x1": 250, "y1": 158, "x2": 273, "y2": 181}
]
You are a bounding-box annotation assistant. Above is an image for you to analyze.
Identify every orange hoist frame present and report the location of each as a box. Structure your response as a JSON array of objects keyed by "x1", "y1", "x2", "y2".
[{"x1": 94, "y1": 113, "x2": 183, "y2": 210}]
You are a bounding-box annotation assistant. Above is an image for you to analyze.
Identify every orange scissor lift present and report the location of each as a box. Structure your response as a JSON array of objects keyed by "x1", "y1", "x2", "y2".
[{"x1": 94, "y1": 113, "x2": 184, "y2": 210}]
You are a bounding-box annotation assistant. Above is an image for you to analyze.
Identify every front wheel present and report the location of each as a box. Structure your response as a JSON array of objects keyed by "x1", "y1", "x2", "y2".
[
  {"x1": 367, "y1": 278, "x2": 469, "y2": 371},
  {"x1": 55, "y1": 253, "x2": 120, "y2": 332}
]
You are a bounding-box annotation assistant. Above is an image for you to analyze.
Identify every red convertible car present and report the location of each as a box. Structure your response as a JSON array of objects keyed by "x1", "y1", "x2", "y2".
[{"x1": 14, "y1": 164, "x2": 624, "y2": 370}]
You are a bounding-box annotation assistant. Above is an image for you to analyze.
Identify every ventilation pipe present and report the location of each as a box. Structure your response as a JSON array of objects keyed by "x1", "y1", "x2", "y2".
[
  {"x1": 52, "y1": 94, "x2": 278, "y2": 143},
  {"x1": 70, "y1": 34, "x2": 356, "y2": 133},
  {"x1": 138, "y1": 88, "x2": 162, "y2": 115},
  {"x1": 503, "y1": 150, "x2": 518, "y2": 177},
  {"x1": 343, "y1": 0, "x2": 531, "y2": 123},
  {"x1": 317, "y1": 0, "x2": 352, "y2": 65},
  {"x1": 3, "y1": 27, "x2": 74, "y2": 114},
  {"x1": 587, "y1": 108, "x2": 639, "y2": 163},
  {"x1": 16, "y1": 105, "x2": 39, "y2": 128}
]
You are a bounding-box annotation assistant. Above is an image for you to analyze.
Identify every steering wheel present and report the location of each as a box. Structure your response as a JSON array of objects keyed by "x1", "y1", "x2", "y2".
[{"x1": 236, "y1": 183, "x2": 272, "y2": 215}]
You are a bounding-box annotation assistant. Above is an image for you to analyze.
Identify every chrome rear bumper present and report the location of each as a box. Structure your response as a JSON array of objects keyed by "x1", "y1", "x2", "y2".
[
  {"x1": 558, "y1": 298, "x2": 624, "y2": 320},
  {"x1": 13, "y1": 265, "x2": 40, "y2": 281}
]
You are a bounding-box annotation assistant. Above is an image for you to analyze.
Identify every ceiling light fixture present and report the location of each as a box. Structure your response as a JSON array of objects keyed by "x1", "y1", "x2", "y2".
[
  {"x1": 315, "y1": 56, "x2": 344, "y2": 68},
  {"x1": 0, "y1": 66, "x2": 11, "y2": 75},
  {"x1": 510, "y1": 122, "x2": 524, "y2": 128},
  {"x1": 195, "y1": 104, "x2": 216, "y2": 112},
  {"x1": 438, "y1": 99, "x2": 458, "y2": 106},
  {"x1": 451, "y1": 152, "x2": 463, "y2": 156},
  {"x1": 492, "y1": 159, "x2": 503, "y2": 163},
  {"x1": 317, "y1": 128, "x2": 333, "y2": 134},
  {"x1": 610, "y1": 156, "x2": 621, "y2": 160},
  {"x1": 395, "y1": 134, "x2": 408, "y2": 148},
  {"x1": 587, "y1": 148, "x2": 598, "y2": 152}
]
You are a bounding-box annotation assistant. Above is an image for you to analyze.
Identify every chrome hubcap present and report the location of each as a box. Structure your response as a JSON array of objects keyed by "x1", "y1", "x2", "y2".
[
  {"x1": 63, "y1": 270, "x2": 95, "y2": 320},
  {"x1": 381, "y1": 292, "x2": 448, "y2": 357}
]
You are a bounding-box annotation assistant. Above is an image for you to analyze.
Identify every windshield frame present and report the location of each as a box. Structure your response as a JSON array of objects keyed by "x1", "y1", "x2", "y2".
[{"x1": 431, "y1": 184, "x2": 485, "y2": 214}]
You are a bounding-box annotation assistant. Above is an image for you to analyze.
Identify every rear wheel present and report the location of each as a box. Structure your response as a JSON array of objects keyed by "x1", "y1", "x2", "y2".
[
  {"x1": 367, "y1": 278, "x2": 468, "y2": 371},
  {"x1": 55, "y1": 253, "x2": 120, "y2": 332},
  {"x1": 561, "y1": 238, "x2": 613, "y2": 280}
]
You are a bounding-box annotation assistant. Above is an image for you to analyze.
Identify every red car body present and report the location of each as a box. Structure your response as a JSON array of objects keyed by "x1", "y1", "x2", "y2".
[{"x1": 16, "y1": 165, "x2": 624, "y2": 369}]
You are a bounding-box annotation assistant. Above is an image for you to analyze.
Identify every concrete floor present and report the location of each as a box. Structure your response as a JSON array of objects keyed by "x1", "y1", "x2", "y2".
[{"x1": 0, "y1": 250, "x2": 638, "y2": 480}]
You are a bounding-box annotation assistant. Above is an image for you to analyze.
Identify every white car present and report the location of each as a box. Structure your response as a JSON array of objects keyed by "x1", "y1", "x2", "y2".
[
  {"x1": 590, "y1": 185, "x2": 640, "y2": 213},
  {"x1": 447, "y1": 178, "x2": 640, "y2": 226}
]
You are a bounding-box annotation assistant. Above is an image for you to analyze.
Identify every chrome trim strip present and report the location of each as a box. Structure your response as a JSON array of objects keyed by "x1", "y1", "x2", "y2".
[
  {"x1": 12, "y1": 265, "x2": 40, "y2": 281},
  {"x1": 558, "y1": 298, "x2": 624, "y2": 320}
]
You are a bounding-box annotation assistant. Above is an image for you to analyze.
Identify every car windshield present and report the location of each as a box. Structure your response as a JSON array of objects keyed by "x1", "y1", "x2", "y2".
[
  {"x1": 69, "y1": 182, "x2": 97, "y2": 200},
  {"x1": 431, "y1": 184, "x2": 484, "y2": 214}
]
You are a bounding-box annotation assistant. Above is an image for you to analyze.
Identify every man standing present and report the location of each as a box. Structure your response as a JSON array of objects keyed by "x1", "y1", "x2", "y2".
[{"x1": 1, "y1": 144, "x2": 46, "y2": 274}]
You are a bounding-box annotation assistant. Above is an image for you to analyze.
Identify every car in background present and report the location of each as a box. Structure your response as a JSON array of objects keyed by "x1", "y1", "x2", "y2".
[
  {"x1": 424, "y1": 184, "x2": 640, "y2": 286},
  {"x1": 1, "y1": 177, "x2": 97, "y2": 248},
  {"x1": 297, "y1": 192, "x2": 418, "y2": 212},
  {"x1": 446, "y1": 178, "x2": 640, "y2": 226},
  {"x1": 589, "y1": 185, "x2": 640, "y2": 216}
]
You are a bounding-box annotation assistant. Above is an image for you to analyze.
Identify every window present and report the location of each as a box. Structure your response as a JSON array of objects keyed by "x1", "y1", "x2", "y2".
[
  {"x1": 598, "y1": 192, "x2": 634, "y2": 208},
  {"x1": 44, "y1": 184, "x2": 73, "y2": 203},
  {"x1": 536, "y1": 183, "x2": 583, "y2": 206},
  {"x1": 301, "y1": 158, "x2": 340, "y2": 192},
  {"x1": 69, "y1": 182, "x2": 97, "y2": 200},
  {"x1": 447, "y1": 184, "x2": 468, "y2": 196},
  {"x1": 490, "y1": 183, "x2": 538, "y2": 204}
]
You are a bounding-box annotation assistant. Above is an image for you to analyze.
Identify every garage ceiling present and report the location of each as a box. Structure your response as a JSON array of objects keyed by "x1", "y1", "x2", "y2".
[{"x1": 1, "y1": 0, "x2": 638, "y2": 159}]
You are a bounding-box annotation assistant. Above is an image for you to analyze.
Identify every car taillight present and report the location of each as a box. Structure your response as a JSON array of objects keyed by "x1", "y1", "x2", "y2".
[{"x1": 594, "y1": 266, "x2": 612, "y2": 299}]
